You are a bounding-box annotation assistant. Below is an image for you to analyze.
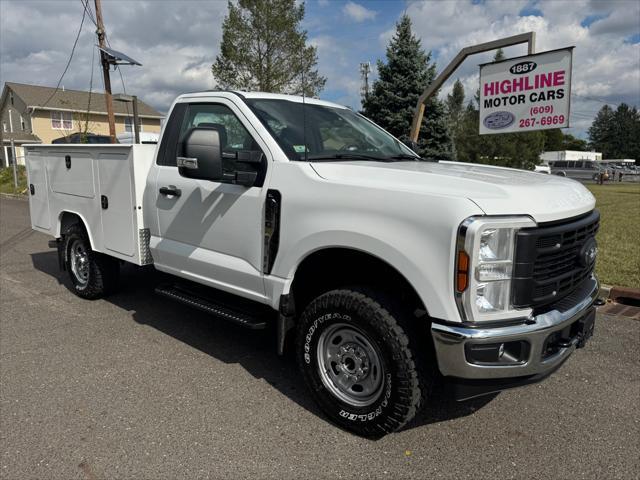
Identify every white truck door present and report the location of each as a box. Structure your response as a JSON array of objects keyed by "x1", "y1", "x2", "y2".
[
  {"x1": 153, "y1": 100, "x2": 268, "y2": 302},
  {"x1": 25, "y1": 149, "x2": 51, "y2": 230}
]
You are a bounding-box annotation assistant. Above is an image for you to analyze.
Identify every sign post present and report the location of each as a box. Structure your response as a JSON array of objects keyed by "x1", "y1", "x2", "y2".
[{"x1": 479, "y1": 47, "x2": 573, "y2": 135}]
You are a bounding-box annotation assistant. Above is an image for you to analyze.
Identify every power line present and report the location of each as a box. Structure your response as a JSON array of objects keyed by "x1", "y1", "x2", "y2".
[
  {"x1": 80, "y1": 0, "x2": 97, "y2": 26},
  {"x1": 41, "y1": 4, "x2": 88, "y2": 108},
  {"x1": 571, "y1": 93, "x2": 619, "y2": 107}
]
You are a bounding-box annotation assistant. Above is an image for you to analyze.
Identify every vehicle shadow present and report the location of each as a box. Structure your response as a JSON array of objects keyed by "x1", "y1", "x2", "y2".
[{"x1": 31, "y1": 250, "x2": 496, "y2": 436}]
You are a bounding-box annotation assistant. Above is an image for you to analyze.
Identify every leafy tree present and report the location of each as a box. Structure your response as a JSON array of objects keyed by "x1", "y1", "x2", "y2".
[
  {"x1": 454, "y1": 48, "x2": 545, "y2": 169},
  {"x1": 561, "y1": 133, "x2": 589, "y2": 151},
  {"x1": 541, "y1": 129, "x2": 564, "y2": 151},
  {"x1": 361, "y1": 15, "x2": 451, "y2": 159},
  {"x1": 212, "y1": 0, "x2": 326, "y2": 96}
]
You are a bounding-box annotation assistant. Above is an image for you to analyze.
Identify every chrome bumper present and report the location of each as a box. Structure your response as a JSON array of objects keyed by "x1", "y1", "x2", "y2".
[{"x1": 432, "y1": 276, "x2": 599, "y2": 379}]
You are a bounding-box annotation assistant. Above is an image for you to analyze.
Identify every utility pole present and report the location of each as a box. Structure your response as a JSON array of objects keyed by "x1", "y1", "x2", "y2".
[{"x1": 94, "y1": 0, "x2": 117, "y2": 143}]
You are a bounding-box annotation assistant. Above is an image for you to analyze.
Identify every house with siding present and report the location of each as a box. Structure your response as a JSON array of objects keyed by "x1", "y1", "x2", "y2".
[{"x1": 0, "y1": 82, "x2": 164, "y2": 167}]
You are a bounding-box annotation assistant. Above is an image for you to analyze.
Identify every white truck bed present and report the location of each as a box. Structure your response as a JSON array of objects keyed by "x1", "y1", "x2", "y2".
[{"x1": 25, "y1": 144, "x2": 156, "y2": 266}]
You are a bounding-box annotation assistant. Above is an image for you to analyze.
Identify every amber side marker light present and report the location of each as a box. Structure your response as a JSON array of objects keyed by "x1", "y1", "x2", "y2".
[{"x1": 456, "y1": 250, "x2": 469, "y2": 292}]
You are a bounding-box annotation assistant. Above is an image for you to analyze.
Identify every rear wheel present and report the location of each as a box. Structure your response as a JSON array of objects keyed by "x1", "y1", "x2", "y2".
[
  {"x1": 296, "y1": 288, "x2": 426, "y2": 438},
  {"x1": 63, "y1": 224, "x2": 119, "y2": 299}
]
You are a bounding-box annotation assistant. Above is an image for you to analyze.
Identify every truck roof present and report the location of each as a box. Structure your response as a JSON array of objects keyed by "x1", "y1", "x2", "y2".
[{"x1": 179, "y1": 90, "x2": 349, "y2": 109}]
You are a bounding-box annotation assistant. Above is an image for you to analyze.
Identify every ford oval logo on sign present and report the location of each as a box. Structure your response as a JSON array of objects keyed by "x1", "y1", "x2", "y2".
[{"x1": 483, "y1": 111, "x2": 515, "y2": 130}]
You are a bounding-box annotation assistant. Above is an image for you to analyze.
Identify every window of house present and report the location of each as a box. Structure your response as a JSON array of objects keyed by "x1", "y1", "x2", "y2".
[
  {"x1": 20, "y1": 115, "x2": 26, "y2": 131},
  {"x1": 9, "y1": 92, "x2": 14, "y2": 106},
  {"x1": 2, "y1": 122, "x2": 6, "y2": 133},
  {"x1": 124, "y1": 117, "x2": 143, "y2": 133},
  {"x1": 51, "y1": 111, "x2": 73, "y2": 130}
]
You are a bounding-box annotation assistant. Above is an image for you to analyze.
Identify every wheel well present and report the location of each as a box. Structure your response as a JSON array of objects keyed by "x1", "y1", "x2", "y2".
[
  {"x1": 290, "y1": 248, "x2": 426, "y2": 315},
  {"x1": 59, "y1": 212, "x2": 88, "y2": 242}
]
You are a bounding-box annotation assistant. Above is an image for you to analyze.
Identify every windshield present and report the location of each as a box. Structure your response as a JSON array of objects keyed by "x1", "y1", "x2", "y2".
[{"x1": 245, "y1": 98, "x2": 418, "y2": 161}]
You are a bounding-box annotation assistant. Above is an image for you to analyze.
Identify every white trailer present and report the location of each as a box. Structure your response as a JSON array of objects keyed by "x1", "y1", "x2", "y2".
[{"x1": 25, "y1": 144, "x2": 156, "y2": 266}]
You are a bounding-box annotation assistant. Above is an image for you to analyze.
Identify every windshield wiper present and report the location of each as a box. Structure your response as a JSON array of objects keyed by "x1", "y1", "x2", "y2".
[
  {"x1": 387, "y1": 153, "x2": 438, "y2": 162},
  {"x1": 307, "y1": 153, "x2": 394, "y2": 162}
]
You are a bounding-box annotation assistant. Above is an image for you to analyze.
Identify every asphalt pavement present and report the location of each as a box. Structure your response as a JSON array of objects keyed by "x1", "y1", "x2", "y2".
[{"x1": 1, "y1": 196, "x2": 638, "y2": 479}]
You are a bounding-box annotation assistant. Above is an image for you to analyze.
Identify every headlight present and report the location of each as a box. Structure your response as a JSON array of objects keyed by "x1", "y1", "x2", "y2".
[{"x1": 455, "y1": 216, "x2": 537, "y2": 322}]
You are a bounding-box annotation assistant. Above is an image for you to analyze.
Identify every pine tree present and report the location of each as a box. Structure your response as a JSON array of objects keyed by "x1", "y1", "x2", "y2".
[
  {"x1": 588, "y1": 105, "x2": 615, "y2": 156},
  {"x1": 361, "y1": 15, "x2": 451, "y2": 159},
  {"x1": 445, "y1": 79, "x2": 465, "y2": 158},
  {"x1": 212, "y1": 0, "x2": 326, "y2": 96}
]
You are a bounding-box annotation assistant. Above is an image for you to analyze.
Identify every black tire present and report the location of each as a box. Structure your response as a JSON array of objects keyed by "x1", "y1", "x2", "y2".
[
  {"x1": 62, "y1": 224, "x2": 119, "y2": 299},
  {"x1": 296, "y1": 289, "x2": 424, "y2": 438}
]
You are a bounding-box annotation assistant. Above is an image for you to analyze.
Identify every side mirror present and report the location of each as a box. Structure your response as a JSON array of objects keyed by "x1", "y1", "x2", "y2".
[{"x1": 177, "y1": 127, "x2": 223, "y2": 181}]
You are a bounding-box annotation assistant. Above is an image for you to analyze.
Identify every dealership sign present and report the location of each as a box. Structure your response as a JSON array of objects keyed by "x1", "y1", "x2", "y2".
[{"x1": 479, "y1": 47, "x2": 573, "y2": 135}]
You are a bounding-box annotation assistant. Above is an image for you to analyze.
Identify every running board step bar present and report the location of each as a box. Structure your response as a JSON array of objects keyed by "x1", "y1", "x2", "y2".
[{"x1": 155, "y1": 283, "x2": 268, "y2": 329}]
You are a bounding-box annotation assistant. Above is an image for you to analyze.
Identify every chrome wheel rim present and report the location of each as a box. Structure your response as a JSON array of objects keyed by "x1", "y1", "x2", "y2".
[
  {"x1": 316, "y1": 322, "x2": 385, "y2": 407},
  {"x1": 70, "y1": 239, "x2": 90, "y2": 286}
]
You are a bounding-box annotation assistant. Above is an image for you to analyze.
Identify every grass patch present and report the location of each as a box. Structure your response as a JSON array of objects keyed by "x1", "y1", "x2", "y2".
[
  {"x1": 587, "y1": 183, "x2": 640, "y2": 289},
  {"x1": 0, "y1": 166, "x2": 28, "y2": 195}
]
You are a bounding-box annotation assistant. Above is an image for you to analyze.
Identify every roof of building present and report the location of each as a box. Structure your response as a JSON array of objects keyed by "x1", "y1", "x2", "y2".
[
  {"x1": 2, "y1": 82, "x2": 164, "y2": 118},
  {"x1": 1, "y1": 131, "x2": 42, "y2": 144}
]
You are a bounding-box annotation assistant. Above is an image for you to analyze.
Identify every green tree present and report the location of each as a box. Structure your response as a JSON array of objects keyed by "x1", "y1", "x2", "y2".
[
  {"x1": 561, "y1": 133, "x2": 588, "y2": 151},
  {"x1": 445, "y1": 79, "x2": 465, "y2": 157},
  {"x1": 455, "y1": 48, "x2": 545, "y2": 169},
  {"x1": 212, "y1": 0, "x2": 326, "y2": 96},
  {"x1": 541, "y1": 129, "x2": 564, "y2": 151},
  {"x1": 588, "y1": 105, "x2": 615, "y2": 156},
  {"x1": 361, "y1": 15, "x2": 451, "y2": 159}
]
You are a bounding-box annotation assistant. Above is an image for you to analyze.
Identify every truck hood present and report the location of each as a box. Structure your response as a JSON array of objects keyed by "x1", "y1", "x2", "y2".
[{"x1": 310, "y1": 160, "x2": 596, "y2": 223}]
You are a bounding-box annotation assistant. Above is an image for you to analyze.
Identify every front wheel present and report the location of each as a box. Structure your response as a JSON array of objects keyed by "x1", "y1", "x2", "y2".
[{"x1": 296, "y1": 289, "x2": 425, "y2": 437}]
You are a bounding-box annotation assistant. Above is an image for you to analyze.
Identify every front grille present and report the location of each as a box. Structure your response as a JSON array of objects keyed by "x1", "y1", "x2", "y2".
[{"x1": 513, "y1": 210, "x2": 600, "y2": 309}]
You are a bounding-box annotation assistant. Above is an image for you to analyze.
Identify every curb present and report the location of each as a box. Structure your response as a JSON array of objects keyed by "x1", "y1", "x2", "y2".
[
  {"x1": 598, "y1": 284, "x2": 612, "y2": 301},
  {"x1": 599, "y1": 284, "x2": 640, "y2": 304},
  {"x1": 609, "y1": 286, "x2": 640, "y2": 303},
  {"x1": 0, "y1": 193, "x2": 28, "y2": 201}
]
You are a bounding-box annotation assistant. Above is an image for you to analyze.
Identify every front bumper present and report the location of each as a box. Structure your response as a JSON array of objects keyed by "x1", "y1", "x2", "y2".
[{"x1": 432, "y1": 275, "x2": 598, "y2": 385}]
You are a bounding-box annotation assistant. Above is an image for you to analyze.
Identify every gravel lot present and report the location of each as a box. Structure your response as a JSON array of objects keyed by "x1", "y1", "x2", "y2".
[{"x1": 1, "y1": 196, "x2": 638, "y2": 480}]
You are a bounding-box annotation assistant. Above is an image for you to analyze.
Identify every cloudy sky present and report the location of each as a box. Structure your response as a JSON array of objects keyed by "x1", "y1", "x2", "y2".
[{"x1": 1, "y1": 0, "x2": 639, "y2": 137}]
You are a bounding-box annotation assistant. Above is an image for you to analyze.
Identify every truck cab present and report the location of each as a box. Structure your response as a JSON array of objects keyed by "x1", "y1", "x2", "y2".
[{"x1": 25, "y1": 91, "x2": 599, "y2": 437}]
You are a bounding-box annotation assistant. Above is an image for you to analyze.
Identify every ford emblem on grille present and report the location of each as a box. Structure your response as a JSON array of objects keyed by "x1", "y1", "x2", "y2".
[
  {"x1": 579, "y1": 237, "x2": 598, "y2": 267},
  {"x1": 483, "y1": 111, "x2": 515, "y2": 130}
]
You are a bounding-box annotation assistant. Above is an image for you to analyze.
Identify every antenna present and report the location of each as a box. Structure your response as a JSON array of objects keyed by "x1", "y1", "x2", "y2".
[
  {"x1": 301, "y1": 53, "x2": 308, "y2": 162},
  {"x1": 359, "y1": 62, "x2": 371, "y2": 102}
]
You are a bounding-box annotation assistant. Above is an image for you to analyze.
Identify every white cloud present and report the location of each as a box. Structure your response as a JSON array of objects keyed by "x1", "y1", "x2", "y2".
[
  {"x1": 343, "y1": 1, "x2": 377, "y2": 22},
  {"x1": 0, "y1": 0, "x2": 226, "y2": 113},
  {"x1": 405, "y1": 0, "x2": 640, "y2": 136},
  {"x1": 310, "y1": 35, "x2": 362, "y2": 107}
]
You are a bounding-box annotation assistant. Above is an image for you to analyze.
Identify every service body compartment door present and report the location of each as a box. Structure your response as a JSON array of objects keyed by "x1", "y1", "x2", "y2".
[
  {"x1": 25, "y1": 150, "x2": 51, "y2": 230},
  {"x1": 48, "y1": 150, "x2": 95, "y2": 198},
  {"x1": 98, "y1": 152, "x2": 136, "y2": 257}
]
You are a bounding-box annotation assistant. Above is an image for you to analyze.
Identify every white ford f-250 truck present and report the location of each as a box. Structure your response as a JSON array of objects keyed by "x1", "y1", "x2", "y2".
[{"x1": 25, "y1": 91, "x2": 599, "y2": 437}]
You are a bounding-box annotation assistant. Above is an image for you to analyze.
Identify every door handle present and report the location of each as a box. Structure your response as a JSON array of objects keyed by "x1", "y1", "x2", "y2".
[{"x1": 159, "y1": 186, "x2": 181, "y2": 197}]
